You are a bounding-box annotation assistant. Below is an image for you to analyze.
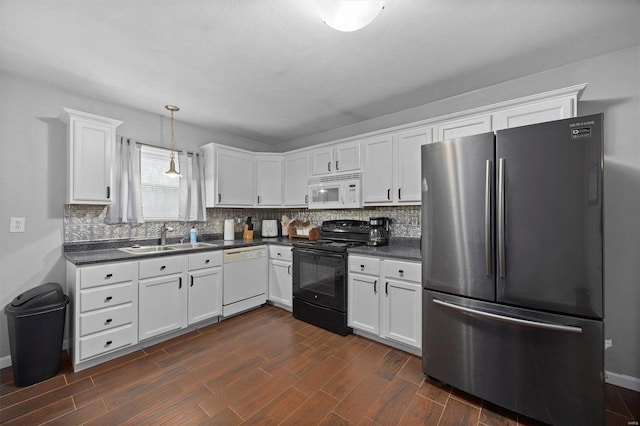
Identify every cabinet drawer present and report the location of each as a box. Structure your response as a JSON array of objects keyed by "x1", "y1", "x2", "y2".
[
  {"x1": 189, "y1": 251, "x2": 222, "y2": 270},
  {"x1": 79, "y1": 325, "x2": 134, "y2": 360},
  {"x1": 80, "y1": 262, "x2": 135, "y2": 289},
  {"x1": 384, "y1": 260, "x2": 421, "y2": 282},
  {"x1": 269, "y1": 245, "x2": 293, "y2": 262},
  {"x1": 79, "y1": 304, "x2": 133, "y2": 336},
  {"x1": 349, "y1": 256, "x2": 380, "y2": 275},
  {"x1": 139, "y1": 256, "x2": 183, "y2": 279},
  {"x1": 80, "y1": 282, "x2": 133, "y2": 313}
]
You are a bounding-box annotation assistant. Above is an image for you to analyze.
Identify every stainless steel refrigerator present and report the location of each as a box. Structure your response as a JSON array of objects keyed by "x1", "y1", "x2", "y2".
[{"x1": 421, "y1": 114, "x2": 604, "y2": 425}]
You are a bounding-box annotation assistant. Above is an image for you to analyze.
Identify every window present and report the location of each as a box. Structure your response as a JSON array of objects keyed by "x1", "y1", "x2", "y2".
[{"x1": 140, "y1": 145, "x2": 180, "y2": 220}]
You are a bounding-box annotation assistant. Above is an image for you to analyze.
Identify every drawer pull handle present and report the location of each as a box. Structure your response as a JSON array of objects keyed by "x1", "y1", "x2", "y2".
[
  {"x1": 399, "y1": 270, "x2": 404, "y2": 275},
  {"x1": 105, "y1": 340, "x2": 113, "y2": 346},
  {"x1": 277, "y1": 252, "x2": 281, "y2": 256},
  {"x1": 287, "y1": 265, "x2": 291, "y2": 275},
  {"x1": 105, "y1": 296, "x2": 113, "y2": 302},
  {"x1": 360, "y1": 265, "x2": 365, "y2": 270},
  {"x1": 179, "y1": 277, "x2": 182, "y2": 289},
  {"x1": 205, "y1": 259, "x2": 210, "y2": 263},
  {"x1": 160, "y1": 265, "x2": 166, "y2": 270},
  {"x1": 105, "y1": 318, "x2": 113, "y2": 324},
  {"x1": 385, "y1": 281, "x2": 389, "y2": 295},
  {"x1": 373, "y1": 280, "x2": 377, "y2": 293},
  {"x1": 190, "y1": 276, "x2": 194, "y2": 287},
  {"x1": 105, "y1": 273, "x2": 113, "y2": 279}
]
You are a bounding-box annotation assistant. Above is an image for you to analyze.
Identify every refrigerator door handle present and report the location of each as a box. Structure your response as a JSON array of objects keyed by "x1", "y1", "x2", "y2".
[
  {"x1": 485, "y1": 160, "x2": 492, "y2": 276},
  {"x1": 498, "y1": 158, "x2": 506, "y2": 277},
  {"x1": 432, "y1": 298, "x2": 583, "y2": 333}
]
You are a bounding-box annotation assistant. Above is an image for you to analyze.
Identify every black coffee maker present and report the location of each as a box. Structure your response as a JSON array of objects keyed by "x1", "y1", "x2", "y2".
[{"x1": 368, "y1": 217, "x2": 390, "y2": 246}]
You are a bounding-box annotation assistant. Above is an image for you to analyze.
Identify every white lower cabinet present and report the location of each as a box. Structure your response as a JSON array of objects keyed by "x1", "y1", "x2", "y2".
[
  {"x1": 348, "y1": 255, "x2": 421, "y2": 351},
  {"x1": 66, "y1": 260, "x2": 138, "y2": 369},
  {"x1": 268, "y1": 245, "x2": 292, "y2": 310},
  {"x1": 187, "y1": 251, "x2": 223, "y2": 324},
  {"x1": 348, "y1": 273, "x2": 380, "y2": 334},
  {"x1": 138, "y1": 255, "x2": 185, "y2": 341}
]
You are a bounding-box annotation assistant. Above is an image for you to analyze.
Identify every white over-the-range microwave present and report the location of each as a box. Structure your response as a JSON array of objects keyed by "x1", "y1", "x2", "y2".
[{"x1": 307, "y1": 173, "x2": 362, "y2": 209}]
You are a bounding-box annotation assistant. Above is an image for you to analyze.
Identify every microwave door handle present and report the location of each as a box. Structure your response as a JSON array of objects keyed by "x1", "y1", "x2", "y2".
[{"x1": 340, "y1": 185, "x2": 344, "y2": 205}]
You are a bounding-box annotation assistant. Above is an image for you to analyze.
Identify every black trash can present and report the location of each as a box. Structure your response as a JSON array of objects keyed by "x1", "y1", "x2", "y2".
[{"x1": 4, "y1": 282, "x2": 69, "y2": 387}]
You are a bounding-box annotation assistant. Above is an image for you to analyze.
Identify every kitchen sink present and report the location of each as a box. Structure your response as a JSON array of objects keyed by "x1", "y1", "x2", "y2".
[
  {"x1": 119, "y1": 242, "x2": 219, "y2": 255},
  {"x1": 119, "y1": 245, "x2": 177, "y2": 254},
  {"x1": 166, "y1": 242, "x2": 218, "y2": 250}
]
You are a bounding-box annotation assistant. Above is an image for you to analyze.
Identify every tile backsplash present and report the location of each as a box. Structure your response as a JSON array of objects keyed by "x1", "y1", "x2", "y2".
[{"x1": 64, "y1": 205, "x2": 421, "y2": 243}]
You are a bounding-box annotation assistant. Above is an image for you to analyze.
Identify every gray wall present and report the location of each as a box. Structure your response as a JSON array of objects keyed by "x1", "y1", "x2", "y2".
[
  {"x1": 1, "y1": 45, "x2": 638, "y2": 382},
  {"x1": 0, "y1": 70, "x2": 272, "y2": 365}
]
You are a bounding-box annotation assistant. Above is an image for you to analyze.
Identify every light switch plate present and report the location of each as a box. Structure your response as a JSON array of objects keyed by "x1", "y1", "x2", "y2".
[{"x1": 10, "y1": 217, "x2": 25, "y2": 233}]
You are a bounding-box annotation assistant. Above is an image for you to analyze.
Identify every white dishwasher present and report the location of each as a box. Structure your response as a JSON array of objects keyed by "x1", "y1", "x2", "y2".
[{"x1": 222, "y1": 245, "x2": 268, "y2": 317}]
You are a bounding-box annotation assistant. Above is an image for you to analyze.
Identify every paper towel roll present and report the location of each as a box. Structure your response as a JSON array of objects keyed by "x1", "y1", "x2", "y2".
[{"x1": 224, "y1": 219, "x2": 235, "y2": 240}]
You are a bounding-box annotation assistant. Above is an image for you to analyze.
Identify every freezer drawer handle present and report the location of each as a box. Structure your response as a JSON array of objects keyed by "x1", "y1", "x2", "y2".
[{"x1": 432, "y1": 298, "x2": 583, "y2": 334}]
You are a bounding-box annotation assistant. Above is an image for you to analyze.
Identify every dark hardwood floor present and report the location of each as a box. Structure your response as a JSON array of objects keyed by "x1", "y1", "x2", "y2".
[{"x1": 1, "y1": 305, "x2": 638, "y2": 425}]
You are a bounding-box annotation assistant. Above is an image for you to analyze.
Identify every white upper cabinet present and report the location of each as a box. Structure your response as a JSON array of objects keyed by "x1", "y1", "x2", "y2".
[
  {"x1": 309, "y1": 140, "x2": 361, "y2": 176},
  {"x1": 59, "y1": 108, "x2": 122, "y2": 204},
  {"x1": 436, "y1": 114, "x2": 493, "y2": 142},
  {"x1": 493, "y1": 97, "x2": 575, "y2": 130},
  {"x1": 202, "y1": 144, "x2": 255, "y2": 207},
  {"x1": 283, "y1": 151, "x2": 309, "y2": 207},
  {"x1": 255, "y1": 154, "x2": 283, "y2": 207},
  {"x1": 201, "y1": 84, "x2": 584, "y2": 209},
  {"x1": 362, "y1": 126, "x2": 432, "y2": 206},
  {"x1": 361, "y1": 135, "x2": 394, "y2": 204},
  {"x1": 394, "y1": 126, "x2": 432, "y2": 203}
]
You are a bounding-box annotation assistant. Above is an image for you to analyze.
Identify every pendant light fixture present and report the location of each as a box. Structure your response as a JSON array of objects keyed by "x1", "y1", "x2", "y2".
[
  {"x1": 312, "y1": 0, "x2": 387, "y2": 32},
  {"x1": 164, "y1": 104, "x2": 181, "y2": 177}
]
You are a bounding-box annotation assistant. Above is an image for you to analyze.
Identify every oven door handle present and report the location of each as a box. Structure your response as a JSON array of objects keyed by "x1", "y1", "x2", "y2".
[{"x1": 293, "y1": 248, "x2": 345, "y2": 260}]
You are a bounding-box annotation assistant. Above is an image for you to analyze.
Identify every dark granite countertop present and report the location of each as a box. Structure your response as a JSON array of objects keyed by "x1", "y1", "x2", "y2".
[
  {"x1": 64, "y1": 236, "x2": 294, "y2": 266},
  {"x1": 65, "y1": 235, "x2": 421, "y2": 265},
  {"x1": 347, "y1": 238, "x2": 421, "y2": 262}
]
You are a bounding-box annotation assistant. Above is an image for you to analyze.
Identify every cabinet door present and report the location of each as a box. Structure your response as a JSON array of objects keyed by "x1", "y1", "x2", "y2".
[
  {"x1": 188, "y1": 267, "x2": 222, "y2": 324},
  {"x1": 139, "y1": 274, "x2": 184, "y2": 340},
  {"x1": 268, "y1": 259, "x2": 292, "y2": 309},
  {"x1": 436, "y1": 115, "x2": 492, "y2": 142},
  {"x1": 283, "y1": 152, "x2": 309, "y2": 206},
  {"x1": 347, "y1": 273, "x2": 380, "y2": 334},
  {"x1": 362, "y1": 135, "x2": 394, "y2": 205},
  {"x1": 395, "y1": 126, "x2": 432, "y2": 203},
  {"x1": 381, "y1": 279, "x2": 421, "y2": 349},
  {"x1": 216, "y1": 148, "x2": 255, "y2": 206},
  {"x1": 494, "y1": 97, "x2": 575, "y2": 130},
  {"x1": 309, "y1": 146, "x2": 333, "y2": 176},
  {"x1": 334, "y1": 141, "x2": 360, "y2": 173},
  {"x1": 256, "y1": 156, "x2": 283, "y2": 206},
  {"x1": 71, "y1": 120, "x2": 114, "y2": 204}
]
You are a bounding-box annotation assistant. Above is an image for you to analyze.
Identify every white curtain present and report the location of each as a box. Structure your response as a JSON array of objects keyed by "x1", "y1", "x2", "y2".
[
  {"x1": 105, "y1": 137, "x2": 145, "y2": 224},
  {"x1": 178, "y1": 151, "x2": 207, "y2": 222}
]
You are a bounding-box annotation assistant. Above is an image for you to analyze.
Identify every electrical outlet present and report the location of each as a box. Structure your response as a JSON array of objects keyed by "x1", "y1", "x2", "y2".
[
  {"x1": 605, "y1": 339, "x2": 613, "y2": 350},
  {"x1": 10, "y1": 217, "x2": 26, "y2": 233}
]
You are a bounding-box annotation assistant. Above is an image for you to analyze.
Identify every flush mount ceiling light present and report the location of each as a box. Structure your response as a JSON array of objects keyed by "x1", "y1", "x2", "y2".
[
  {"x1": 164, "y1": 104, "x2": 181, "y2": 178},
  {"x1": 312, "y1": 0, "x2": 387, "y2": 32}
]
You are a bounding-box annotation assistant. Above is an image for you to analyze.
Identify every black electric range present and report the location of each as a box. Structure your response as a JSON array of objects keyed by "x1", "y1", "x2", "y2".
[{"x1": 291, "y1": 220, "x2": 369, "y2": 335}]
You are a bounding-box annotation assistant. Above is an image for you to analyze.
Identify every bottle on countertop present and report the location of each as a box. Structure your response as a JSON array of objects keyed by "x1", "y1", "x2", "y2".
[{"x1": 190, "y1": 227, "x2": 197, "y2": 243}]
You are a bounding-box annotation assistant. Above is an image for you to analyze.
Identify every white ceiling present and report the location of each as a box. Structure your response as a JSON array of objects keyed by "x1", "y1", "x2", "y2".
[{"x1": 1, "y1": 0, "x2": 638, "y2": 145}]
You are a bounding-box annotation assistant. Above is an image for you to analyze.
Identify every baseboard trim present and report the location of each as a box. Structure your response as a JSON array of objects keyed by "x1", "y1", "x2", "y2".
[{"x1": 606, "y1": 370, "x2": 640, "y2": 392}]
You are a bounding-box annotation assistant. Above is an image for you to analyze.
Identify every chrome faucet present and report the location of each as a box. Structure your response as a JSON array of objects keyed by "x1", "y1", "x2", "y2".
[{"x1": 160, "y1": 223, "x2": 173, "y2": 246}]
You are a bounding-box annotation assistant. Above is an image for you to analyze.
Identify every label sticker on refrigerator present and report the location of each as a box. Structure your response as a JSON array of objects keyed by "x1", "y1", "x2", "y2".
[{"x1": 571, "y1": 126, "x2": 591, "y2": 139}]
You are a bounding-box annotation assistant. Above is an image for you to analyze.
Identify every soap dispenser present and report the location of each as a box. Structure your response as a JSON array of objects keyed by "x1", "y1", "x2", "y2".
[{"x1": 190, "y1": 226, "x2": 197, "y2": 243}]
